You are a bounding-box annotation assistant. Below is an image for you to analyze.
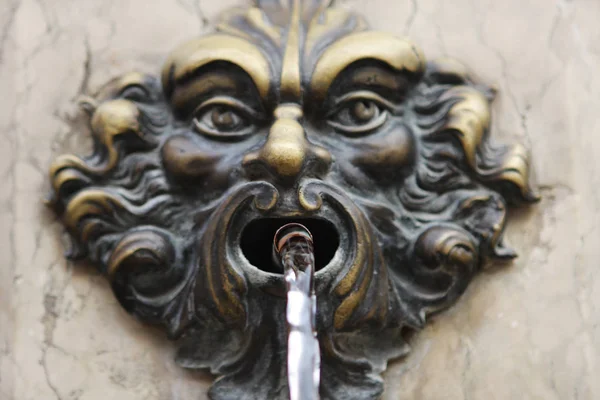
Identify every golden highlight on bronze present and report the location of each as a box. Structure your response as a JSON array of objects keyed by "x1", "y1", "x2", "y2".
[{"x1": 46, "y1": 0, "x2": 538, "y2": 399}]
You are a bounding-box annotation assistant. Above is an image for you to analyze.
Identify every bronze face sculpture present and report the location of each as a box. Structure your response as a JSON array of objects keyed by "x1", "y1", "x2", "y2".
[{"x1": 47, "y1": 0, "x2": 538, "y2": 398}]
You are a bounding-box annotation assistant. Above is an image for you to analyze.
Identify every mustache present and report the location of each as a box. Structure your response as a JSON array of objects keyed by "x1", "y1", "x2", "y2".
[{"x1": 191, "y1": 181, "x2": 280, "y2": 231}]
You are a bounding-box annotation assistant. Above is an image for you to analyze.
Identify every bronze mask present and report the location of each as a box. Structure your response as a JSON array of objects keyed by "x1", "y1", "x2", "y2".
[{"x1": 47, "y1": 0, "x2": 537, "y2": 398}]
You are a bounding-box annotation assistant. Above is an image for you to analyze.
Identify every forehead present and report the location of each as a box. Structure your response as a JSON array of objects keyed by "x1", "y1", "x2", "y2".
[{"x1": 162, "y1": 0, "x2": 425, "y2": 105}]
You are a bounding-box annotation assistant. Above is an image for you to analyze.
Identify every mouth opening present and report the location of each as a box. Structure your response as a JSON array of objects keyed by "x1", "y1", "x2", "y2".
[{"x1": 240, "y1": 218, "x2": 340, "y2": 274}]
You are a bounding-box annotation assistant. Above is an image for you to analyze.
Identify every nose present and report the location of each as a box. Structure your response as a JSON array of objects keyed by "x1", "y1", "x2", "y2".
[{"x1": 243, "y1": 104, "x2": 331, "y2": 184}]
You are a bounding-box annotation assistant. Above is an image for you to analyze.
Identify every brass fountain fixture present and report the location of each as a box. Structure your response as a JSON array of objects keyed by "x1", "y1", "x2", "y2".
[{"x1": 47, "y1": 0, "x2": 537, "y2": 398}]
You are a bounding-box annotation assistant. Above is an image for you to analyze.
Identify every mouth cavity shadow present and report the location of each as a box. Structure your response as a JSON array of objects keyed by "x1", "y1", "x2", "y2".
[{"x1": 240, "y1": 218, "x2": 340, "y2": 274}]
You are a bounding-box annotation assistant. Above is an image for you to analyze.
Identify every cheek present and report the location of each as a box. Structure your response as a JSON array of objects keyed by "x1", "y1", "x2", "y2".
[
  {"x1": 351, "y1": 124, "x2": 416, "y2": 183},
  {"x1": 162, "y1": 135, "x2": 220, "y2": 178},
  {"x1": 162, "y1": 135, "x2": 232, "y2": 189}
]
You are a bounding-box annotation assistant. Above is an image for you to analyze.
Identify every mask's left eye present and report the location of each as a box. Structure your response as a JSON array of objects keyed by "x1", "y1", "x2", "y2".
[
  {"x1": 327, "y1": 91, "x2": 397, "y2": 136},
  {"x1": 192, "y1": 97, "x2": 259, "y2": 139}
]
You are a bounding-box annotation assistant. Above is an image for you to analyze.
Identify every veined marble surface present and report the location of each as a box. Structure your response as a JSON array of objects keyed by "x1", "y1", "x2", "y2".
[{"x1": 1, "y1": 0, "x2": 599, "y2": 399}]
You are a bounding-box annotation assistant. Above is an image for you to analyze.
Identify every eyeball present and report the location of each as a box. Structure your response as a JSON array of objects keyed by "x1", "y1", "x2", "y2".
[
  {"x1": 192, "y1": 97, "x2": 260, "y2": 139},
  {"x1": 327, "y1": 91, "x2": 392, "y2": 135}
]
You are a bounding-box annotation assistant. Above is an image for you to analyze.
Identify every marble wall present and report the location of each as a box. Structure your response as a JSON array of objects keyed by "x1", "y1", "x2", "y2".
[{"x1": 1, "y1": 0, "x2": 599, "y2": 399}]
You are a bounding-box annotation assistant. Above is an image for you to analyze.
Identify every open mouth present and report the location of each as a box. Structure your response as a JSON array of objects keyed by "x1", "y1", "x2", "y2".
[{"x1": 240, "y1": 218, "x2": 340, "y2": 274}]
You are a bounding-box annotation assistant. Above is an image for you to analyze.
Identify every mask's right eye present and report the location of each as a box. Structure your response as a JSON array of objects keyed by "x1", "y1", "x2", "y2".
[{"x1": 192, "y1": 97, "x2": 261, "y2": 140}]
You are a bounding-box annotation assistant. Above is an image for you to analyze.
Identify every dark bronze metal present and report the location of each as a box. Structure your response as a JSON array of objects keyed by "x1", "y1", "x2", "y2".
[{"x1": 46, "y1": 0, "x2": 538, "y2": 398}]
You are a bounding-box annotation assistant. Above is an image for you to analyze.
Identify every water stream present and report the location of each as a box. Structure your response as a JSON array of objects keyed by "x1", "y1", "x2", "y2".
[{"x1": 273, "y1": 223, "x2": 320, "y2": 400}]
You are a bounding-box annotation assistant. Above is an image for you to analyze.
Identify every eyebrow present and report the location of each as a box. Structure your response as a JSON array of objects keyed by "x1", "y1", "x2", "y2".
[
  {"x1": 309, "y1": 31, "x2": 425, "y2": 103},
  {"x1": 168, "y1": 73, "x2": 244, "y2": 112},
  {"x1": 346, "y1": 66, "x2": 408, "y2": 93},
  {"x1": 161, "y1": 34, "x2": 272, "y2": 102}
]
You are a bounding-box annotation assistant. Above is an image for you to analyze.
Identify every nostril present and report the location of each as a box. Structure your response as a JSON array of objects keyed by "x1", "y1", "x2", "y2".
[
  {"x1": 243, "y1": 147, "x2": 331, "y2": 182},
  {"x1": 307, "y1": 145, "x2": 332, "y2": 177},
  {"x1": 242, "y1": 153, "x2": 268, "y2": 180},
  {"x1": 242, "y1": 146, "x2": 305, "y2": 182},
  {"x1": 242, "y1": 152, "x2": 292, "y2": 183}
]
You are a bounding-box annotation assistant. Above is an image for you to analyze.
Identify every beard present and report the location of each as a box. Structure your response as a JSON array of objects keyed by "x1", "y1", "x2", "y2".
[
  {"x1": 166, "y1": 178, "x2": 397, "y2": 400},
  {"x1": 67, "y1": 156, "x2": 479, "y2": 399}
]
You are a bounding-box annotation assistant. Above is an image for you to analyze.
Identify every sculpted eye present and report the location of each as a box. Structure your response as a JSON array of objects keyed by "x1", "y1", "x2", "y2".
[
  {"x1": 197, "y1": 106, "x2": 245, "y2": 132},
  {"x1": 328, "y1": 91, "x2": 393, "y2": 135},
  {"x1": 119, "y1": 85, "x2": 151, "y2": 103},
  {"x1": 192, "y1": 97, "x2": 259, "y2": 139}
]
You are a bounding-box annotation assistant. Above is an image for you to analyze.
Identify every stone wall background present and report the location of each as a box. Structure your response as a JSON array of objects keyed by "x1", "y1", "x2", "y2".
[{"x1": 1, "y1": 0, "x2": 599, "y2": 399}]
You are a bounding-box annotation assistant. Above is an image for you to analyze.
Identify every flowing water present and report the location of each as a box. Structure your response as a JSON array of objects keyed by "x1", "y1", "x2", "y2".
[{"x1": 274, "y1": 223, "x2": 320, "y2": 400}]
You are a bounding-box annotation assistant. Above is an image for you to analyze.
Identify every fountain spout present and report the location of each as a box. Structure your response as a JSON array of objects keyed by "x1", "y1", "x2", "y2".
[{"x1": 273, "y1": 223, "x2": 320, "y2": 400}]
